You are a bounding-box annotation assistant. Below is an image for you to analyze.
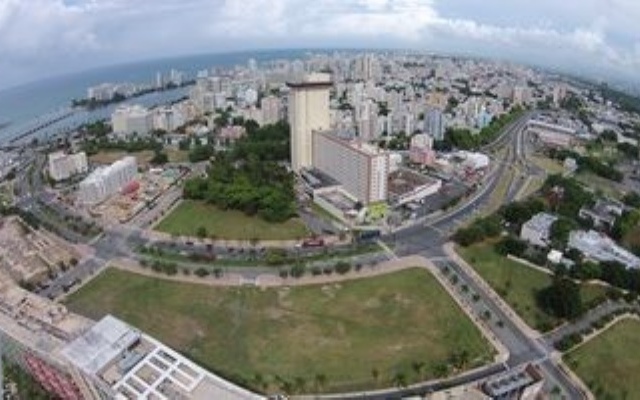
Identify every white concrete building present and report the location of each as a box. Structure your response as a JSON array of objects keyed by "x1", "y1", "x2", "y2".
[
  {"x1": 568, "y1": 230, "x2": 640, "y2": 269},
  {"x1": 520, "y1": 212, "x2": 558, "y2": 247},
  {"x1": 62, "y1": 315, "x2": 264, "y2": 400},
  {"x1": 260, "y1": 95, "x2": 281, "y2": 125},
  {"x1": 313, "y1": 131, "x2": 389, "y2": 204},
  {"x1": 87, "y1": 83, "x2": 116, "y2": 101},
  {"x1": 287, "y1": 73, "x2": 332, "y2": 172},
  {"x1": 153, "y1": 106, "x2": 186, "y2": 132},
  {"x1": 425, "y1": 108, "x2": 446, "y2": 141},
  {"x1": 48, "y1": 151, "x2": 88, "y2": 182},
  {"x1": 78, "y1": 156, "x2": 137, "y2": 205},
  {"x1": 111, "y1": 105, "x2": 153, "y2": 137}
]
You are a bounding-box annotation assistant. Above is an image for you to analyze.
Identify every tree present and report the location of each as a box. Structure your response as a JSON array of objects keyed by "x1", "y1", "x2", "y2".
[
  {"x1": 495, "y1": 236, "x2": 527, "y2": 257},
  {"x1": 314, "y1": 373, "x2": 327, "y2": 392},
  {"x1": 411, "y1": 361, "x2": 425, "y2": 380},
  {"x1": 334, "y1": 261, "x2": 352, "y2": 275},
  {"x1": 537, "y1": 277, "x2": 582, "y2": 319},
  {"x1": 371, "y1": 368, "x2": 380, "y2": 385},
  {"x1": 150, "y1": 150, "x2": 169, "y2": 165},
  {"x1": 391, "y1": 371, "x2": 408, "y2": 388},
  {"x1": 196, "y1": 226, "x2": 208, "y2": 239},
  {"x1": 623, "y1": 191, "x2": 640, "y2": 208},
  {"x1": 550, "y1": 218, "x2": 578, "y2": 248},
  {"x1": 501, "y1": 199, "x2": 545, "y2": 228}
]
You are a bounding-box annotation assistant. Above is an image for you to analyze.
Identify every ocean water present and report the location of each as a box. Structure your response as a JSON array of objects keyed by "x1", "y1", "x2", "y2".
[{"x1": 0, "y1": 49, "x2": 309, "y2": 143}]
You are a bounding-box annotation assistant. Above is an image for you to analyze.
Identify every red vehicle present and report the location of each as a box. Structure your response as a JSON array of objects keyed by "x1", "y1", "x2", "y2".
[{"x1": 302, "y1": 237, "x2": 325, "y2": 247}]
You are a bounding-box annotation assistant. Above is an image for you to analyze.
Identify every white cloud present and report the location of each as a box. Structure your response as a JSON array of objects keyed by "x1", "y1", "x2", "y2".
[{"x1": 0, "y1": 0, "x2": 639, "y2": 87}]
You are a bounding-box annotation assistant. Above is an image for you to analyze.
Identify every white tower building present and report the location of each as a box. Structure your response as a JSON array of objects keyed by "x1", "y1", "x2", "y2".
[{"x1": 287, "y1": 73, "x2": 332, "y2": 172}]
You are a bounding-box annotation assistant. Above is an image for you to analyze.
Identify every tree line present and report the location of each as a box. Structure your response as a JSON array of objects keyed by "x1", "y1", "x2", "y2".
[{"x1": 435, "y1": 106, "x2": 524, "y2": 151}]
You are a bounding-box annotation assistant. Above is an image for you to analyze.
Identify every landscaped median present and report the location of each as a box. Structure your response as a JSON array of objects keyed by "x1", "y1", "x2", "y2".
[{"x1": 65, "y1": 266, "x2": 496, "y2": 395}]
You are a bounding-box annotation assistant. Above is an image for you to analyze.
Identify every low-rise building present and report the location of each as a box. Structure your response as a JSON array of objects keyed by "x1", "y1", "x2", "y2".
[
  {"x1": 48, "y1": 151, "x2": 88, "y2": 182},
  {"x1": 387, "y1": 169, "x2": 442, "y2": 207},
  {"x1": 62, "y1": 315, "x2": 263, "y2": 400},
  {"x1": 568, "y1": 230, "x2": 640, "y2": 269},
  {"x1": 578, "y1": 198, "x2": 625, "y2": 230},
  {"x1": 520, "y1": 212, "x2": 558, "y2": 247},
  {"x1": 482, "y1": 364, "x2": 545, "y2": 400}
]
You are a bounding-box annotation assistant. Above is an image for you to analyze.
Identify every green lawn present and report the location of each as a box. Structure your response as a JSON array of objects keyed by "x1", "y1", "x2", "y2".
[
  {"x1": 66, "y1": 267, "x2": 494, "y2": 394},
  {"x1": 457, "y1": 242, "x2": 607, "y2": 332},
  {"x1": 156, "y1": 200, "x2": 309, "y2": 240},
  {"x1": 566, "y1": 318, "x2": 640, "y2": 399},
  {"x1": 529, "y1": 155, "x2": 565, "y2": 175},
  {"x1": 576, "y1": 172, "x2": 623, "y2": 199}
]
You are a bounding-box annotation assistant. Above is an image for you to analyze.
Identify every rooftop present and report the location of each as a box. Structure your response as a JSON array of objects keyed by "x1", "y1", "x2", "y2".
[
  {"x1": 523, "y1": 212, "x2": 558, "y2": 233},
  {"x1": 388, "y1": 169, "x2": 440, "y2": 197}
]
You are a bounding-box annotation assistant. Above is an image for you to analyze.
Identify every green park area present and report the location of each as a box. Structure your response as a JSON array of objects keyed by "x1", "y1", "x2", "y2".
[
  {"x1": 155, "y1": 200, "x2": 308, "y2": 240},
  {"x1": 565, "y1": 318, "x2": 640, "y2": 399},
  {"x1": 529, "y1": 155, "x2": 565, "y2": 175},
  {"x1": 457, "y1": 242, "x2": 607, "y2": 331},
  {"x1": 66, "y1": 267, "x2": 495, "y2": 394}
]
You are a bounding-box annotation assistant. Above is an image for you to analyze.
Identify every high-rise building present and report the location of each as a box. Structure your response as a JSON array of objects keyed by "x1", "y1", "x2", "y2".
[
  {"x1": 424, "y1": 108, "x2": 446, "y2": 141},
  {"x1": 78, "y1": 156, "x2": 137, "y2": 205},
  {"x1": 313, "y1": 131, "x2": 389, "y2": 204},
  {"x1": 287, "y1": 73, "x2": 332, "y2": 172},
  {"x1": 111, "y1": 105, "x2": 153, "y2": 137},
  {"x1": 260, "y1": 95, "x2": 281, "y2": 125},
  {"x1": 48, "y1": 151, "x2": 88, "y2": 182}
]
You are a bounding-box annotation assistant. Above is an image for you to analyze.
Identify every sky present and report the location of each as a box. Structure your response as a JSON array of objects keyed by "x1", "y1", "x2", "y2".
[{"x1": 1, "y1": 0, "x2": 639, "y2": 89}]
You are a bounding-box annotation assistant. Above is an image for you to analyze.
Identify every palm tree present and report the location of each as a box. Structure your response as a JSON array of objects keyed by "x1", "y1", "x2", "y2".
[
  {"x1": 293, "y1": 376, "x2": 307, "y2": 393},
  {"x1": 411, "y1": 361, "x2": 425, "y2": 380},
  {"x1": 432, "y1": 363, "x2": 449, "y2": 378},
  {"x1": 391, "y1": 371, "x2": 408, "y2": 388},
  {"x1": 371, "y1": 368, "x2": 380, "y2": 386},
  {"x1": 314, "y1": 373, "x2": 327, "y2": 392}
]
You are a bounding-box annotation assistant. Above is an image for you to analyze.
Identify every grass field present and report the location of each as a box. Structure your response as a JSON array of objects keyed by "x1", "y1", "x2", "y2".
[
  {"x1": 66, "y1": 267, "x2": 494, "y2": 394},
  {"x1": 89, "y1": 149, "x2": 189, "y2": 166},
  {"x1": 565, "y1": 318, "x2": 640, "y2": 399},
  {"x1": 457, "y1": 242, "x2": 607, "y2": 332},
  {"x1": 576, "y1": 172, "x2": 623, "y2": 199},
  {"x1": 156, "y1": 200, "x2": 309, "y2": 240},
  {"x1": 529, "y1": 155, "x2": 565, "y2": 175}
]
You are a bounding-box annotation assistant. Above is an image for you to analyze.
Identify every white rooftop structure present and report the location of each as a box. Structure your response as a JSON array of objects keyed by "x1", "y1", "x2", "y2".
[
  {"x1": 568, "y1": 230, "x2": 640, "y2": 269},
  {"x1": 62, "y1": 315, "x2": 264, "y2": 400},
  {"x1": 520, "y1": 213, "x2": 558, "y2": 247},
  {"x1": 61, "y1": 315, "x2": 140, "y2": 376}
]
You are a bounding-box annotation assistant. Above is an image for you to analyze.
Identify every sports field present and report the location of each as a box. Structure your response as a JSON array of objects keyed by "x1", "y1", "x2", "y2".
[
  {"x1": 155, "y1": 200, "x2": 308, "y2": 240},
  {"x1": 66, "y1": 267, "x2": 494, "y2": 394}
]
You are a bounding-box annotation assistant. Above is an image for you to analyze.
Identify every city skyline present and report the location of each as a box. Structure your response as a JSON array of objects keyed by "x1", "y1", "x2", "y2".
[{"x1": 1, "y1": 0, "x2": 640, "y2": 90}]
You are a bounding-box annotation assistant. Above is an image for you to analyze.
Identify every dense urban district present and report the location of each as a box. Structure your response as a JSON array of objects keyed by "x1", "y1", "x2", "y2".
[{"x1": 1, "y1": 51, "x2": 640, "y2": 400}]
